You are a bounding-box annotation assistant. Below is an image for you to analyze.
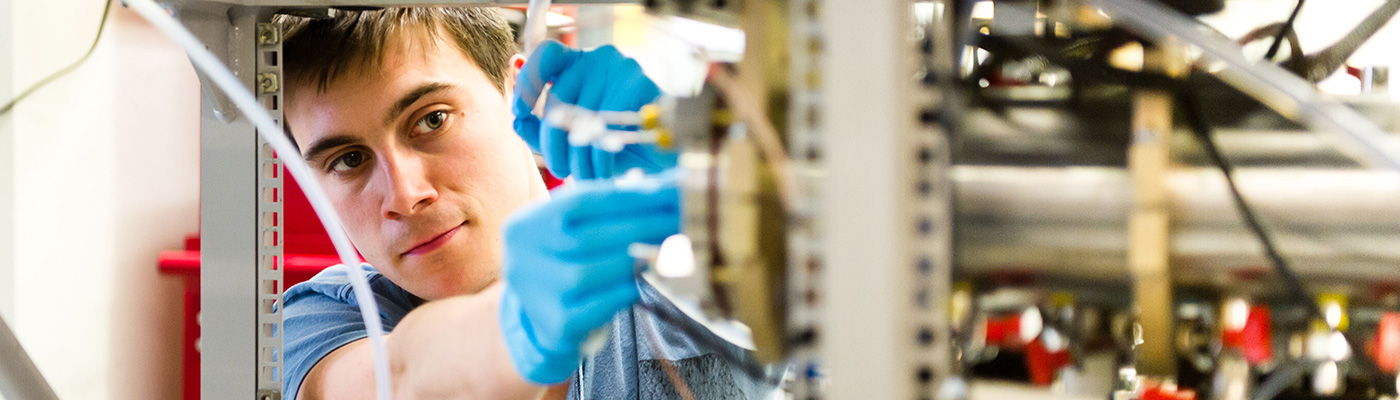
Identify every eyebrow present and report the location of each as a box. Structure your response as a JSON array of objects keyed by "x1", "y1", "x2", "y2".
[
  {"x1": 385, "y1": 82, "x2": 457, "y2": 126},
  {"x1": 301, "y1": 134, "x2": 362, "y2": 166},
  {"x1": 299, "y1": 82, "x2": 456, "y2": 165}
]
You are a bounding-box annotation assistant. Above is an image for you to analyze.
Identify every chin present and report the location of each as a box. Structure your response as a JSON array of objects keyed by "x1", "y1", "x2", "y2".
[{"x1": 395, "y1": 243, "x2": 501, "y2": 300}]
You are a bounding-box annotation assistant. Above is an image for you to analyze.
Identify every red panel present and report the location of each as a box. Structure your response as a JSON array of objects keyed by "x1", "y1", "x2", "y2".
[
  {"x1": 985, "y1": 314, "x2": 1024, "y2": 348},
  {"x1": 1024, "y1": 338, "x2": 1071, "y2": 386},
  {"x1": 283, "y1": 167, "x2": 338, "y2": 256},
  {"x1": 1371, "y1": 312, "x2": 1400, "y2": 373},
  {"x1": 1221, "y1": 306, "x2": 1274, "y2": 365},
  {"x1": 159, "y1": 250, "x2": 341, "y2": 399},
  {"x1": 182, "y1": 276, "x2": 198, "y2": 400}
]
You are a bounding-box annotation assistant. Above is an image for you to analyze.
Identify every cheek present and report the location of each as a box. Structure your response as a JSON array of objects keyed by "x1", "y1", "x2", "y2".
[
  {"x1": 442, "y1": 111, "x2": 521, "y2": 176},
  {"x1": 320, "y1": 177, "x2": 384, "y2": 247},
  {"x1": 436, "y1": 124, "x2": 532, "y2": 210}
]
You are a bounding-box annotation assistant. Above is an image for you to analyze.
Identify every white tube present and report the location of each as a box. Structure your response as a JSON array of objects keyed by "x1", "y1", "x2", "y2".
[
  {"x1": 1086, "y1": 0, "x2": 1400, "y2": 171},
  {"x1": 522, "y1": 0, "x2": 553, "y2": 57},
  {"x1": 123, "y1": 1, "x2": 393, "y2": 399}
]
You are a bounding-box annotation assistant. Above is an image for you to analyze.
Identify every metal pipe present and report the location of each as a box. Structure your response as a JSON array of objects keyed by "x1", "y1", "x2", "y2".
[{"x1": 954, "y1": 166, "x2": 1400, "y2": 282}]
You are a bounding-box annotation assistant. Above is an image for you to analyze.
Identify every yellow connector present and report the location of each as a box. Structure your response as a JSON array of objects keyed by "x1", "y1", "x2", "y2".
[
  {"x1": 1316, "y1": 293, "x2": 1349, "y2": 332},
  {"x1": 1050, "y1": 292, "x2": 1076, "y2": 308},
  {"x1": 656, "y1": 129, "x2": 673, "y2": 149},
  {"x1": 640, "y1": 104, "x2": 661, "y2": 130}
]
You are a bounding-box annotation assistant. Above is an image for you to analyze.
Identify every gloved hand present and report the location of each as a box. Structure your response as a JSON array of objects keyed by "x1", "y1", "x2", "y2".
[
  {"x1": 498, "y1": 174, "x2": 681, "y2": 384},
  {"x1": 513, "y1": 40, "x2": 678, "y2": 180}
]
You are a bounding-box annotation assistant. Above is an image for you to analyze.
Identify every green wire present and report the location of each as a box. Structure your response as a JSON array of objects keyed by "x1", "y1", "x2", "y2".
[{"x1": 0, "y1": 0, "x2": 113, "y2": 117}]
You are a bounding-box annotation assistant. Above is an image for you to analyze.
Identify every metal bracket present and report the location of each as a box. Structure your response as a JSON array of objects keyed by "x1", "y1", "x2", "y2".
[
  {"x1": 786, "y1": 0, "x2": 825, "y2": 397},
  {"x1": 255, "y1": 21, "x2": 285, "y2": 398}
]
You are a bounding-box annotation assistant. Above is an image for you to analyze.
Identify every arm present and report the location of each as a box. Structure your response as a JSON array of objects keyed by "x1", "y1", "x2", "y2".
[
  {"x1": 295, "y1": 176, "x2": 679, "y2": 399},
  {"x1": 297, "y1": 283, "x2": 546, "y2": 400}
]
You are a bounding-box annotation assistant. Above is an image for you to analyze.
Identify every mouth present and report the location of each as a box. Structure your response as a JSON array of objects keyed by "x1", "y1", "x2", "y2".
[{"x1": 402, "y1": 222, "x2": 467, "y2": 257}]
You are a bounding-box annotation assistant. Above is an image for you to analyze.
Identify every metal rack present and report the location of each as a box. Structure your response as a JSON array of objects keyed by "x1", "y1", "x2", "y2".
[{"x1": 818, "y1": 0, "x2": 959, "y2": 398}]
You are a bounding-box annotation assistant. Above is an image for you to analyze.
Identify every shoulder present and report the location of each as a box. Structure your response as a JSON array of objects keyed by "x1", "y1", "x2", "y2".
[{"x1": 283, "y1": 263, "x2": 418, "y2": 319}]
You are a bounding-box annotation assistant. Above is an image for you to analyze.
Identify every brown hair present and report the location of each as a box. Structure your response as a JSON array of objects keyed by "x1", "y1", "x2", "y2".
[{"x1": 275, "y1": 8, "x2": 516, "y2": 94}]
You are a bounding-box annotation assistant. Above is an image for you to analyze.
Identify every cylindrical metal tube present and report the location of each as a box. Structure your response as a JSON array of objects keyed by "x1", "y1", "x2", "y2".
[{"x1": 955, "y1": 166, "x2": 1400, "y2": 284}]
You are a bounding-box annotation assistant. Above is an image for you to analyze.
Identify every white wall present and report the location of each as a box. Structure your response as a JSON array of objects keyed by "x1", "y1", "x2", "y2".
[
  {"x1": 7, "y1": 1, "x2": 197, "y2": 399},
  {"x1": 0, "y1": 0, "x2": 15, "y2": 327},
  {"x1": 1200, "y1": 0, "x2": 1400, "y2": 95}
]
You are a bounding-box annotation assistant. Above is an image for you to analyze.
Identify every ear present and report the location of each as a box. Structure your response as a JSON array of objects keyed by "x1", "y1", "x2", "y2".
[{"x1": 504, "y1": 54, "x2": 527, "y2": 94}]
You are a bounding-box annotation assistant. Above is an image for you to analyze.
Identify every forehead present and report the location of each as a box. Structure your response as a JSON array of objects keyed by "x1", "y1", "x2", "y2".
[{"x1": 285, "y1": 32, "x2": 495, "y2": 142}]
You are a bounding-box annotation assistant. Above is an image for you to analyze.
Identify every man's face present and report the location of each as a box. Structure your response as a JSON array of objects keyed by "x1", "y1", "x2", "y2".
[{"x1": 287, "y1": 33, "x2": 546, "y2": 301}]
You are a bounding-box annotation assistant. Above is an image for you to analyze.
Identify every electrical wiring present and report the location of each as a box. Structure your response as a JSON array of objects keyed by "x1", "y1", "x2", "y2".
[
  {"x1": 1263, "y1": 0, "x2": 1304, "y2": 61},
  {"x1": 1239, "y1": 22, "x2": 1301, "y2": 66},
  {"x1": 1249, "y1": 360, "x2": 1304, "y2": 400},
  {"x1": 1180, "y1": 88, "x2": 1312, "y2": 330},
  {"x1": 1285, "y1": 0, "x2": 1400, "y2": 82},
  {"x1": 972, "y1": 14, "x2": 1397, "y2": 395},
  {"x1": 1089, "y1": 0, "x2": 1400, "y2": 170},
  {"x1": 123, "y1": 1, "x2": 393, "y2": 399},
  {"x1": 981, "y1": 8, "x2": 1397, "y2": 390},
  {"x1": 623, "y1": 15, "x2": 797, "y2": 212},
  {"x1": 1180, "y1": 83, "x2": 1392, "y2": 398},
  {"x1": 705, "y1": 65, "x2": 798, "y2": 212},
  {"x1": 0, "y1": 0, "x2": 112, "y2": 117}
]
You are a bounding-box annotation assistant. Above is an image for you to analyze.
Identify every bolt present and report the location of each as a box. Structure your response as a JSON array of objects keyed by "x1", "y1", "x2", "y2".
[
  {"x1": 257, "y1": 73, "x2": 279, "y2": 94},
  {"x1": 257, "y1": 24, "x2": 280, "y2": 45}
]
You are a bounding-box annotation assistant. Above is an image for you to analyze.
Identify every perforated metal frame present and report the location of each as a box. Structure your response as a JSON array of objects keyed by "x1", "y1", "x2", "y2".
[
  {"x1": 255, "y1": 21, "x2": 286, "y2": 399},
  {"x1": 913, "y1": 2, "x2": 958, "y2": 397},
  {"x1": 785, "y1": 0, "x2": 825, "y2": 397},
  {"x1": 819, "y1": 0, "x2": 958, "y2": 398}
]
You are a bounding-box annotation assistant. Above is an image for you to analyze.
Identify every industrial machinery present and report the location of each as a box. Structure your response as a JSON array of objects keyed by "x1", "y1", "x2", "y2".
[{"x1": 11, "y1": 0, "x2": 1400, "y2": 399}]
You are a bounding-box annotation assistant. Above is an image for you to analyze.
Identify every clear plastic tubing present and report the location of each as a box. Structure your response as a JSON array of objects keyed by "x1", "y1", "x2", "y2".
[
  {"x1": 523, "y1": 0, "x2": 553, "y2": 58},
  {"x1": 124, "y1": 1, "x2": 393, "y2": 399},
  {"x1": 1087, "y1": 0, "x2": 1400, "y2": 170}
]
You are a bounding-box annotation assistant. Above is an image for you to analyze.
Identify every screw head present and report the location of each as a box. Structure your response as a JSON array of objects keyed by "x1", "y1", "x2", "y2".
[{"x1": 257, "y1": 24, "x2": 280, "y2": 45}]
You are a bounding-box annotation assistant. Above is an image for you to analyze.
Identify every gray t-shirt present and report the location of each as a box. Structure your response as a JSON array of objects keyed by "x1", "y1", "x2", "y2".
[{"x1": 281, "y1": 263, "x2": 778, "y2": 399}]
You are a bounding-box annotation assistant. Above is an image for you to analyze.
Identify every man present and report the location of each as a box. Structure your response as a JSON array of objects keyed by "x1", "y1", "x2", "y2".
[{"x1": 274, "y1": 7, "x2": 774, "y2": 400}]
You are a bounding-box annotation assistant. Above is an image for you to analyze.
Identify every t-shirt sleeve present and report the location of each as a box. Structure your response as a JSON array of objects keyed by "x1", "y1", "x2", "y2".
[{"x1": 280, "y1": 263, "x2": 417, "y2": 400}]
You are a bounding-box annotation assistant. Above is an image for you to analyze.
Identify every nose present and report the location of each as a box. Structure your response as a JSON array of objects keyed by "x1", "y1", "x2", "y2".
[{"x1": 376, "y1": 150, "x2": 439, "y2": 220}]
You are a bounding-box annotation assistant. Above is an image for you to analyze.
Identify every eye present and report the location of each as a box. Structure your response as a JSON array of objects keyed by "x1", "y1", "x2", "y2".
[
  {"x1": 413, "y1": 110, "x2": 449, "y2": 135},
  {"x1": 329, "y1": 150, "x2": 367, "y2": 173}
]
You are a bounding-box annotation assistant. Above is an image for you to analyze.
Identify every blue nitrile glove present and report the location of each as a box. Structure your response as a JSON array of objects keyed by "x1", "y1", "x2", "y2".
[
  {"x1": 498, "y1": 174, "x2": 681, "y2": 384},
  {"x1": 514, "y1": 40, "x2": 678, "y2": 180}
]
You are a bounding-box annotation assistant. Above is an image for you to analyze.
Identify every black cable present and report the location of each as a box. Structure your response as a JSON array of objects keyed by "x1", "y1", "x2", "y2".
[
  {"x1": 1179, "y1": 87, "x2": 1313, "y2": 322},
  {"x1": 1240, "y1": 22, "x2": 1302, "y2": 65},
  {"x1": 1264, "y1": 0, "x2": 1305, "y2": 61},
  {"x1": 1288, "y1": 0, "x2": 1400, "y2": 82},
  {"x1": 0, "y1": 0, "x2": 113, "y2": 117},
  {"x1": 1180, "y1": 84, "x2": 1392, "y2": 397},
  {"x1": 1250, "y1": 361, "x2": 1304, "y2": 400}
]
